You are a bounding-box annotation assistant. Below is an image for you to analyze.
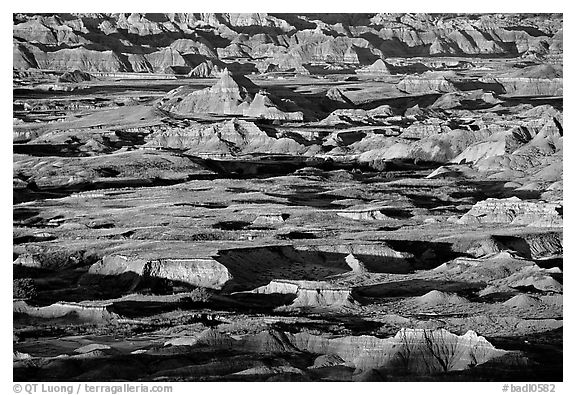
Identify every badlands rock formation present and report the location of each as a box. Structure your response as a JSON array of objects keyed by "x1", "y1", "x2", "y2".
[
  {"x1": 415, "y1": 290, "x2": 470, "y2": 306},
  {"x1": 398, "y1": 72, "x2": 459, "y2": 94},
  {"x1": 13, "y1": 13, "x2": 562, "y2": 73},
  {"x1": 158, "y1": 69, "x2": 304, "y2": 120},
  {"x1": 86, "y1": 254, "x2": 232, "y2": 290},
  {"x1": 288, "y1": 328, "x2": 508, "y2": 373},
  {"x1": 458, "y1": 197, "x2": 563, "y2": 227},
  {"x1": 13, "y1": 13, "x2": 563, "y2": 382},
  {"x1": 144, "y1": 118, "x2": 311, "y2": 157},
  {"x1": 250, "y1": 280, "x2": 359, "y2": 310}
]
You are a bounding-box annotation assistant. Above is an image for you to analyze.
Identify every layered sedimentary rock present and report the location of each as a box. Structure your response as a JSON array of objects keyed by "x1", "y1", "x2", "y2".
[
  {"x1": 458, "y1": 232, "x2": 562, "y2": 259},
  {"x1": 244, "y1": 91, "x2": 304, "y2": 120},
  {"x1": 158, "y1": 69, "x2": 257, "y2": 116},
  {"x1": 12, "y1": 12, "x2": 564, "y2": 383},
  {"x1": 458, "y1": 197, "x2": 563, "y2": 227},
  {"x1": 58, "y1": 70, "x2": 93, "y2": 83},
  {"x1": 452, "y1": 127, "x2": 533, "y2": 164},
  {"x1": 398, "y1": 72, "x2": 459, "y2": 94},
  {"x1": 431, "y1": 90, "x2": 503, "y2": 110},
  {"x1": 13, "y1": 13, "x2": 562, "y2": 74},
  {"x1": 469, "y1": 112, "x2": 563, "y2": 183},
  {"x1": 337, "y1": 205, "x2": 398, "y2": 221},
  {"x1": 188, "y1": 59, "x2": 225, "y2": 77},
  {"x1": 324, "y1": 88, "x2": 355, "y2": 107},
  {"x1": 170, "y1": 38, "x2": 218, "y2": 58},
  {"x1": 13, "y1": 300, "x2": 119, "y2": 323},
  {"x1": 357, "y1": 59, "x2": 393, "y2": 74},
  {"x1": 158, "y1": 69, "x2": 304, "y2": 120},
  {"x1": 251, "y1": 280, "x2": 358, "y2": 309},
  {"x1": 144, "y1": 119, "x2": 310, "y2": 156},
  {"x1": 144, "y1": 47, "x2": 191, "y2": 73},
  {"x1": 245, "y1": 328, "x2": 507, "y2": 374},
  {"x1": 14, "y1": 247, "x2": 93, "y2": 271},
  {"x1": 252, "y1": 213, "x2": 288, "y2": 226},
  {"x1": 30, "y1": 47, "x2": 129, "y2": 72},
  {"x1": 290, "y1": 286, "x2": 358, "y2": 308},
  {"x1": 164, "y1": 328, "x2": 237, "y2": 348},
  {"x1": 182, "y1": 327, "x2": 507, "y2": 374},
  {"x1": 496, "y1": 64, "x2": 563, "y2": 96},
  {"x1": 251, "y1": 280, "x2": 300, "y2": 295},
  {"x1": 88, "y1": 254, "x2": 232, "y2": 290},
  {"x1": 320, "y1": 106, "x2": 394, "y2": 126},
  {"x1": 357, "y1": 128, "x2": 489, "y2": 165}
]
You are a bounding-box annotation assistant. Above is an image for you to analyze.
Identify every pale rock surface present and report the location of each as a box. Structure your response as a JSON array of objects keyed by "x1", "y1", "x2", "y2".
[
  {"x1": 13, "y1": 300, "x2": 119, "y2": 322},
  {"x1": 357, "y1": 59, "x2": 393, "y2": 74},
  {"x1": 249, "y1": 279, "x2": 358, "y2": 309},
  {"x1": 145, "y1": 119, "x2": 310, "y2": 157},
  {"x1": 398, "y1": 72, "x2": 459, "y2": 94},
  {"x1": 458, "y1": 197, "x2": 562, "y2": 227},
  {"x1": 415, "y1": 290, "x2": 470, "y2": 306},
  {"x1": 285, "y1": 328, "x2": 507, "y2": 373},
  {"x1": 158, "y1": 69, "x2": 304, "y2": 120},
  {"x1": 88, "y1": 254, "x2": 232, "y2": 290},
  {"x1": 74, "y1": 344, "x2": 112, "y2": 354}
]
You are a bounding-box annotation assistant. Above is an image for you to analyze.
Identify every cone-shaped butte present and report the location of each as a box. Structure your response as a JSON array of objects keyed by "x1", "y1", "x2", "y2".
[{"x1": 158, "y1": 68, "x2": 304, "y2": 120}]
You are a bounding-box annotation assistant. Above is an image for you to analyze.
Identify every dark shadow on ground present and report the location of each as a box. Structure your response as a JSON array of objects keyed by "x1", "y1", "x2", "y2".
[
  {"x1": 355, "y1": 279, "x2": 485, "y2": 298},
  {"x1": 216, "y1": 245, "x2": 417, "y2": 292}
]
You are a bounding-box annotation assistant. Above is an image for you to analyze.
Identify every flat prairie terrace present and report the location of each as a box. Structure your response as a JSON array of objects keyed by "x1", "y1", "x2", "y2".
[{"x1": 13, "y1": 13, "x2": 562, "y2": 382}]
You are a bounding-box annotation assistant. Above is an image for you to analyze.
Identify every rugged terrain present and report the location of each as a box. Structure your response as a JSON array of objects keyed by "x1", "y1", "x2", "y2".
[{"x1": 13, "y1": 13, "x2": 562, "y2": 382}]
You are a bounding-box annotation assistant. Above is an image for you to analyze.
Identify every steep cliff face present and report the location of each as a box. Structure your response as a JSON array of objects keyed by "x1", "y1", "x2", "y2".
[
  {"x1": 13, "y1": 13, "x2": 562, "y2": 73},
  {"x1": 249, "y1": 280, "x2": 359, "y2": 309},
  {"x1": 458, "y1": 197, "x2": 563, "y2": 227},
  {"x1": 88, "y1": 254, "x2": 232, "y2": 290},
  {"x1": 495, "y1": 64, "x2": 563, "y2": 96},
  {"x1": 26, "y1": 46, "x2": 130, "y2": 72},
  {"x1": 289, "y1": 286, "x2": 358, "y2": 308}
]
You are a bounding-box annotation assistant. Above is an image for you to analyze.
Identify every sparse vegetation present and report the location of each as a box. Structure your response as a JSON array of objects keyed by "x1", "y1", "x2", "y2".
[
  {"x1": 186, "y1": 287, "x2": 213, "y2": 304},
  {"x1": 13, "y1": 278, "x2": 37, "y2": 300}
]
